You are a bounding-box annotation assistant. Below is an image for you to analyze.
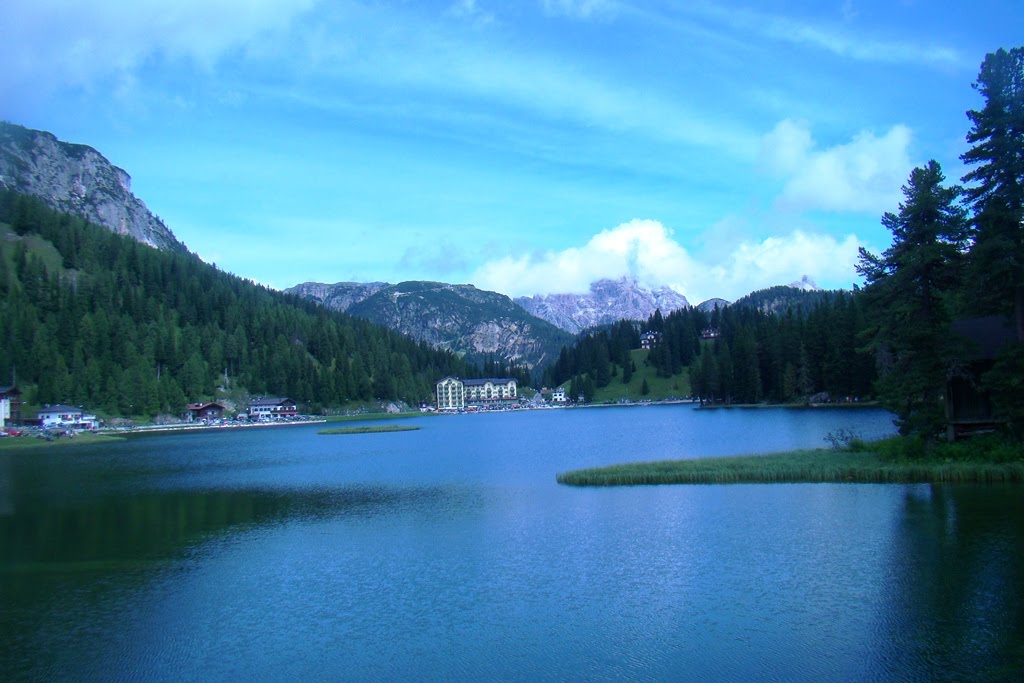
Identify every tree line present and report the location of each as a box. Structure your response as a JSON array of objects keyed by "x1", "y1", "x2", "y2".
[
  {"x1": 0, "y1": 190, "x2": 477, "y2": 416},
  {"x1": 543, "y1": 46, "x2": 1024, "y2": 442}
]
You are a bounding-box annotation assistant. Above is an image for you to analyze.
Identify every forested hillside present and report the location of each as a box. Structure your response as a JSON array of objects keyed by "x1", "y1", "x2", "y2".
[
  {"x1": 0, "y1": 190, "x2": 475, "y2": 416},
  {"x1": 544, "y1": 294, "x2": 876, "y2": 405}
]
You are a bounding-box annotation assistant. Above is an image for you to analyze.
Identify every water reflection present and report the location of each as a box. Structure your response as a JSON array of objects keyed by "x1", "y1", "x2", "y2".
[{"x1": 877, "y1": 485, "x2": 1024, "y2": 680}]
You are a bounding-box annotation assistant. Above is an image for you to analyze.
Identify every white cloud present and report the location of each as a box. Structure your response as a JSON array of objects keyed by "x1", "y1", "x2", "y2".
[
  {"x1": 473, "y1": 219, "x2": 865, "y2": 302},
  {"x1": 1, "y1": 0, "x2": 317, "y2": 93},
  {"x1": 761, "y1": 119, "x2": 914, "y2": 214},
  {"x1": 682, "y1": 3, "x2": 963, "y2": 68}
]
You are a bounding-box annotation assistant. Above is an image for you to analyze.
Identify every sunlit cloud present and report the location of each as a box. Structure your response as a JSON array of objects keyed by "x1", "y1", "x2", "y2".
[
  {"x1": 473, "y1": 219, "x2": 865, "y2": 302},
  {"x1": 761, "y1": 119, "x2": 914, "y2": 214}
]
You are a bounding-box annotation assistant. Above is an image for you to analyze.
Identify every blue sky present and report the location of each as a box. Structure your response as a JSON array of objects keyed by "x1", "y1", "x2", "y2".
[{"x1": 1, "y1": 0, "x2": 1020, "y2": 302}]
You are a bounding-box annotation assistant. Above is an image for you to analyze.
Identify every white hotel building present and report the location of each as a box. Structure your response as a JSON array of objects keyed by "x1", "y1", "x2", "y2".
[{"x1": 436, "y1": 377, "x2": 518, "y2": 411}]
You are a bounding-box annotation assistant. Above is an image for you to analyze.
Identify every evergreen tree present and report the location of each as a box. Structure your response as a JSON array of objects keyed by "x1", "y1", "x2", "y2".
[
  {"x1": 960, "y1": 46, "x2": 1024, "y2": 333},
  {"x1": 959, "y1": 46, "x2": 1024, "y2": 435},
  {"x1": 857, "y1": 161, "x2": 969, "y2": 437}
]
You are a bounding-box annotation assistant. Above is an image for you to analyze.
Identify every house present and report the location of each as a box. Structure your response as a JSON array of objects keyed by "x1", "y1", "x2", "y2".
[
  {"x1": 185, "y1": 402, "x2": 225, "y2": 422},
  {"x1": 550, "y1": 388, "x2": 567, "y2": 403},
  {"x1": 0, "y1": 385, "x2": 21, "y2": 430},
  {"x1": 640, "y1": 331, "x2": 661, "y2": 349},
  {"x1": 248, "y1": 397, "x2": 298, "y2": 420},
  {"x1": 37, "y1": 405, "x2": 99, "y2": 430},
  {"x1": 435, "y1": 377, "x2": 518, "y2": 411},
  {"x1": 945, "y1": 316, "x2": 1017, "y2": 440}
]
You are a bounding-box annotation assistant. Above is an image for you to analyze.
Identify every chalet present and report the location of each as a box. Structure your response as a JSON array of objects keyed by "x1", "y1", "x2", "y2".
[
  {"x1": 0, "y1": 385, "x2": 21, "y2": 430},
  {"x1": 640, "y1": 331, "x2": 661, "y2": 349},
  {"x1": 248, "y1": 397, "x2": 298, "y2": 420},
  {"x1": 946, "y1": 316, "x2": 1017, "y2": 440},
  {"x1": 435, "y1": 377, "x2": 518, "y2": 411},
  {"x1": 185, "y1": 402, "x2": 225, "y2": 422},
  {"x1": 550, "y1": 388, "x2": 567, "y2": 403},
  {"x1": 37, "y1": 405, "x2": 99, "y2": 430}
]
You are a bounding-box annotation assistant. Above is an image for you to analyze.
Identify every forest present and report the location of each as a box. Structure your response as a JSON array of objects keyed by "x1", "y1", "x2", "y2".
[{"x1": 0, "y1": 190, "x2": 478, "y2": 416}]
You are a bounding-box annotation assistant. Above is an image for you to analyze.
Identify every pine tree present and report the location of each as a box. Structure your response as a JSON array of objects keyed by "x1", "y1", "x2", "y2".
[
  {"x1": 857, "y1": 161, "x2": 969, "y2": 437},
  {"x1": 960, "y1": 46, "x2": 1024, "y2": 335}
]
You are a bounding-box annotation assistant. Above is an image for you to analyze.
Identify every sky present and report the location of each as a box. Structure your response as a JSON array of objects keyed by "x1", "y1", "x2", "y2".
[{"x1": 1, "y1": 0, "x2": 1020, "y2": 303}]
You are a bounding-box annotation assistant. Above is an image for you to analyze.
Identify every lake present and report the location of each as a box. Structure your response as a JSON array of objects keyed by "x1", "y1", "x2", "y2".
[{"x1": 2, "y1": 405, "x2": 1022, "y2": 681}]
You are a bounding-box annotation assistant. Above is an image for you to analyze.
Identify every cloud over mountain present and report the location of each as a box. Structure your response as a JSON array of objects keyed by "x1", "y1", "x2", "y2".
[{"x1": 473, "y1": 219, "x2": 864, "y2": 302}]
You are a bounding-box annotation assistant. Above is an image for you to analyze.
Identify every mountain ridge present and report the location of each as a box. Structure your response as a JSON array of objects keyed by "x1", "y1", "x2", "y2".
[
  {"x1": 0, "y1": 121, "x2": 183, "y2": 252},
  {"x1": 286, "y1": 280, "x2": 572, "y2": 370},
  {"x1": 514, "y1": 277, "x2": 690, "y2": 333}
]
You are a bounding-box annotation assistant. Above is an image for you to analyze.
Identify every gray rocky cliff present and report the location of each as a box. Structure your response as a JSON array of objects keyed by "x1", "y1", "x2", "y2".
[
  {"x1": 0, "y1": 121, "x2": 183, "y2": 251},
  {"x1": 515, "y1": 277, "x2": 690, "y2": 333}
]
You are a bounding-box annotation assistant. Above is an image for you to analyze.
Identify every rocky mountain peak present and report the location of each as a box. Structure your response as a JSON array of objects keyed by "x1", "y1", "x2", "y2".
[
  {"x1": 0, "y1": 121, "x2": 183, "y2": 251},
  {"x1": 514, "y1": 277, "x2": 690, "y2": 333}
]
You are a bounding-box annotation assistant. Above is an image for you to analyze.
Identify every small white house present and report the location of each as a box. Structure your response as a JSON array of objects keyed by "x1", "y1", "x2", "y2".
[
  {"x1": 38, "y1": 405, "x2": 99, "y2": 430},
  {"x1": 550, "y1": 389, "x2": 567, "y2": 403}
]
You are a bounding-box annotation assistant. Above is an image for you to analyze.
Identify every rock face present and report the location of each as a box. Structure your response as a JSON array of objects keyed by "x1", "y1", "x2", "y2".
[
  {"x1": 285, "y1": 281, "x2": 389, "y2": 311},
  {"x1": 286, "y1": 280, "x2": 573, "y2": 369},
  {"x1": 0, "y1": 121, "x2": 182, "y2": 251},
  {"x1": 515, "y1": 277, "x2": 690, "y2": 333}
]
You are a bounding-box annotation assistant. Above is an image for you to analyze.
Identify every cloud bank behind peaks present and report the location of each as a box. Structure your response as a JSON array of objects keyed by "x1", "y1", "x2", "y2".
[
  {"x1": 473, "y1": 219, "x2": 865, "y2": 302},
  {"x1": 761, "y1": 119, "x2": 914, "y2": 214}
]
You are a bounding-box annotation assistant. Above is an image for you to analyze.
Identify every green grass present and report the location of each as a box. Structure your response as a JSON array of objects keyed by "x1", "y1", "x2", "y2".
[
  {"x1": 0, "y1": 432, "x2": 127, "y2": 450},
  {"x1": 556, "y1": 437, "x2": 1024, "y2": 486},
  {"x1": 319, "y1": 425, "x2": 421, "y2": 435},
  {"x1": 589, "y1": 350, "x2": 691, "y2": 403}
]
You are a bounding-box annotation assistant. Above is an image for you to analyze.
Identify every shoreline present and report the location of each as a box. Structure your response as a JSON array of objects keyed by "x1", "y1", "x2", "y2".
[{"x1": 556, "y1": 448, "x2": 1024, "y2": 486}]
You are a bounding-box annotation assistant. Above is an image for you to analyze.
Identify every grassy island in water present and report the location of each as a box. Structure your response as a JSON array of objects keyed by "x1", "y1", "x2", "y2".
[
  {"x1": 557, "y1": 437, "x2": 1024, "y2": 486},
  {"x1": 319, "y1": 425, "x2": 421, "y2": 435}
]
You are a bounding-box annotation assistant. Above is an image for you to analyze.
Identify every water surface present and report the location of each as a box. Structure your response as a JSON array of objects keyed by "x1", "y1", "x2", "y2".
[{"x1": 2, "y1": 405, "x2": 1022, "y2": 681}]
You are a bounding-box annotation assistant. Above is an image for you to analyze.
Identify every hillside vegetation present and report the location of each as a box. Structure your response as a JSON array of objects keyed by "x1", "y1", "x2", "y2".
[{"x1": 0, "y1": 190, "x2": 475, "y2": 417}]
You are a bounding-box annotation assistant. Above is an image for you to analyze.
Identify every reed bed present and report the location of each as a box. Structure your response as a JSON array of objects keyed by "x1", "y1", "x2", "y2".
[
  {"x1": 318, "y1": 425, "x2": 421, "y2": 435},
  {"x1": 556, "y1": 449, "x2": 1024, "y2": 486}
]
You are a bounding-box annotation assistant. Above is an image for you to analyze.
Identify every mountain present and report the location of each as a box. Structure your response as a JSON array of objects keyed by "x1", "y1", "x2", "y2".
[
  {"x1": 696, "y1": 298, "x2": 729, "y2": 313},
  {"x1": 731, "y1": 285, "x2": 835, "y2": 314},
  {"x1": 287, "y1": 280, "x2": 573, "y2": 370},
  {"x1": 0, "y1": 121, "x2": 182, "y2": 251},
  {"x1": 515, "y1": 277, "x2": 690, "y2": 333},
  {"x1": 787, "y1": 275, "x2": 820, "y2": 291},
  {"x1": 286, "y1": 281, "x2": 389, "y2": 311},
  {"x1": 0, "y1": 190, "x2": 476, "y2": 415}
]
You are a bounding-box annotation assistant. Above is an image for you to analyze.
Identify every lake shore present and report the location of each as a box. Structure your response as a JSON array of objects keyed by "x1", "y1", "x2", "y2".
[{"x1": 556, "y1": 447, "x2": 1024, "y2": 486}]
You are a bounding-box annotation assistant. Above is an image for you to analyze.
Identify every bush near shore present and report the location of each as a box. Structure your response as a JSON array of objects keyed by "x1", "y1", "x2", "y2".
[{"x1": 556, "y1": 436, "x2": 1024, "y2": 486}]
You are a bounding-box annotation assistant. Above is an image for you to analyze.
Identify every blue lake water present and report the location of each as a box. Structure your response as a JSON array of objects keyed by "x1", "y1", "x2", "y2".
[{"x1": 2, "y1": 405, "x2": 1023, "y2": 681}]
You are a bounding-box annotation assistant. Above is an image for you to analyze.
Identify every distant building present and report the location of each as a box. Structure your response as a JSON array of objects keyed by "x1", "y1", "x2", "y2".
[
  {"x1": 37, "y1": 405, "x2": 99, "y2": 430},
  {"x1": 550, "y1": 388, "x2": 567, "y2": 403},
  {"x1": 640, "y1": 331, "x2": 661, "y2": 349},
  {"x1": 435, "y1": 377, "x2": 518, "y2": 411},
  {"x1": 0, "y1": 385, "x2": 21, "y2": 430},
  {"x1": 185, "y1": 402, "x2": 225, "y2": 422},
  {"x1": 248, "y1": 397, "x2": 298, "y2": 420}
]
